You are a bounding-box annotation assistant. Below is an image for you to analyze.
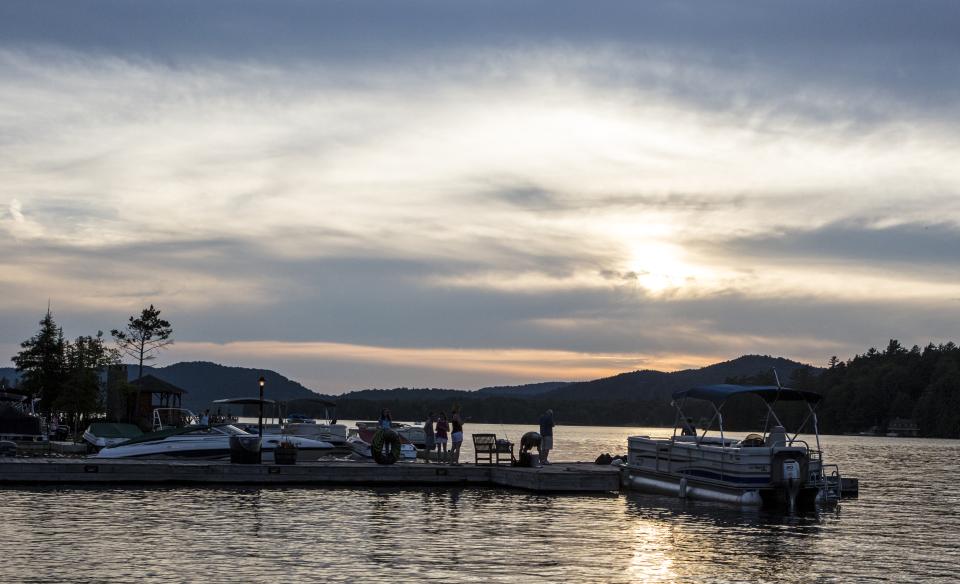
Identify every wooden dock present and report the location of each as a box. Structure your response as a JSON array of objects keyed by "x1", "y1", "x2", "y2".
[{"x1": 0, "y1": 458, "x2": 621, "y2": 493}]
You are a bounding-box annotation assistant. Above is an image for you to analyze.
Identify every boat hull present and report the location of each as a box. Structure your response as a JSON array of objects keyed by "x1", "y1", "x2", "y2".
[{"x1": 626, "y1": 436, "x2": 822, "y2": 509}]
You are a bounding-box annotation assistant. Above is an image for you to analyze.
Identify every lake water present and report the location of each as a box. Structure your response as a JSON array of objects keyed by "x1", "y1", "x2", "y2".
[{"x1": 2, "y1": 423, "x2": 958, "y2": 583}]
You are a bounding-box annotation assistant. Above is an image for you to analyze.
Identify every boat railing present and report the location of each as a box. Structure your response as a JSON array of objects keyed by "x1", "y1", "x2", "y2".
[
  {"x1": 819, "y1": 463, "x2": 842, "y2": 502},
  {"x1": 153, "y1": 408, "x2": 198, "y2": 431}
]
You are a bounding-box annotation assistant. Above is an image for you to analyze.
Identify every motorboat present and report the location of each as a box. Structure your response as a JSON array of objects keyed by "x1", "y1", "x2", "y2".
[
  {"x1": 0, "y1": 391, "x2": 48, "y2": 443},
  {"x1": 82, "y1": 422, "x2": 143, "y2": 450},
  {"x1": 624, "y1": 383, "x2": 842, "y2": 511},
  {"x1": 355, "y1": 421, "x2": 426, "y2": 449},
  {"x1": 93, "y1": 423, "x2": 335, "y2": 461},
  {"x1": 215, "y1": 397, "x2": 350, "y2": 447},
  {"x1": 282, "y1": 400, "x2": 349, "y2": 447},
  {"x1": 347, "y1": 424, "x2": 417, "y2": 461}
]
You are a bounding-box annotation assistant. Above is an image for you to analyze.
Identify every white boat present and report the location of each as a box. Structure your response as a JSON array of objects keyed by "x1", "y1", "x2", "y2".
[
  {"x1": 282, "y1": 400, "x2": 349, "y2": 446},
  {"x1": 82, "y1": 422, "x2": 143, "y2": 450},
  {"x1": 624, "y1": 383, "x2": 842, "y2": 511},
  {"x1": 347, "y1": 425, "x2": 417, "y2": 462},
  {"x1": 93, "y1": 423, "x2": 335, "y2": 461},
  {"x1": 284, "y1": 421, "x2": 349, "y2": 447},
  {"x1": 355, "y1": 421, "x2": 426, "y2": 449}
]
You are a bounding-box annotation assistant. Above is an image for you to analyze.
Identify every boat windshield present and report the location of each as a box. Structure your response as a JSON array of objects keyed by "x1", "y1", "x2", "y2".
[{"x1": 213, "y1": 424, "x2": 250, "y2": 436}]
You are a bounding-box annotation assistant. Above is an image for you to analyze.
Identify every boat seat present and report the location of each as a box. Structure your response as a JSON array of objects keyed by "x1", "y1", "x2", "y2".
[{"x1": 766, "y1": 426, "x2": 787, "y2": 448}]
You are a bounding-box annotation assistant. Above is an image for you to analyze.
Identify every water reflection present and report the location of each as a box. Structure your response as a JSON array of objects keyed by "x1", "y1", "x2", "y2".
[{"x1": 2, "y1": 430, "x2": 960, "y2": 583}]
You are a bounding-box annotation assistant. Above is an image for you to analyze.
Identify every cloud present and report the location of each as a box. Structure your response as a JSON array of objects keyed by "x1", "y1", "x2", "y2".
[{"x1": 2, "y1": 2, "x2": 960, "y2": 390}]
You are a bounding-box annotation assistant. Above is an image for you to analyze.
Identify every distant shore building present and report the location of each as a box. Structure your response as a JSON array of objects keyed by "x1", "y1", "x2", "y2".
[{"x1": 888, "y1": 417, "x2": 920, "y2": 437}]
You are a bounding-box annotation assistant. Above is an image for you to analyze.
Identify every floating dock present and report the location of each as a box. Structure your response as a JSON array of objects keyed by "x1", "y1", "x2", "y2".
[{"x1": 0, "y1": 458, "x2": 621, "y2": 493}]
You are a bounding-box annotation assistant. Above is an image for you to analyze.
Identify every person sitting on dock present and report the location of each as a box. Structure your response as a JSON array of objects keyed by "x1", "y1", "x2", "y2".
[{"x1": 539, "y1": 409, "x2": 554, "y2": 464}]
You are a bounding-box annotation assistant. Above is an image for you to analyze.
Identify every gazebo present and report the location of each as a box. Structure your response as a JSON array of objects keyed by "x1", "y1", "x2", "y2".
[{"x1": 129, "y1": 375, "x2": 187, "y2": 430}]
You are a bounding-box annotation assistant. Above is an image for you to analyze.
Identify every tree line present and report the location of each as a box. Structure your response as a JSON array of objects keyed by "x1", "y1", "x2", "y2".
[
  {"x1": 7, "y1": 306, "x2": 173, "y2": 433},
  {"x1": 289, "y1": 339, "x2": 960, "y2": 438}
]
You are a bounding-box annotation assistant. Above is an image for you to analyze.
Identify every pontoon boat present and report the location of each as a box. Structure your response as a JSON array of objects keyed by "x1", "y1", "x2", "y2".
[{"x1": 624, "y1": 383, "x2": 842, "y2": 511}]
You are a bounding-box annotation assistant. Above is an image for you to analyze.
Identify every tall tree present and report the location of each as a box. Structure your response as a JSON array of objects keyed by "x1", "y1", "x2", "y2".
[
  {"x1": 111, "y1": 305, "x2": 174, "y2": 382},
  {"x1": 111, "y1": 305, "x2": 174, "y2": 416},
  {"x1": 12, "y1": 309, "x2": 66, "y2": 411},
  {"x1": 58, "y1": 331, "x2": 120, "y2": 430}
]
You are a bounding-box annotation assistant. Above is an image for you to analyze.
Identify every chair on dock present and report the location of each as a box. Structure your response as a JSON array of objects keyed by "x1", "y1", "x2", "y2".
[{"x1": 473, "y1": 433, "x2": 513, "y2": 465}]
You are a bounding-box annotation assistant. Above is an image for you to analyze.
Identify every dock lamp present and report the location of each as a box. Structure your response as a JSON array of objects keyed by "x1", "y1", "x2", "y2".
[{"x1": 258, "y1": 376, "x2": 266, "y2": 439}]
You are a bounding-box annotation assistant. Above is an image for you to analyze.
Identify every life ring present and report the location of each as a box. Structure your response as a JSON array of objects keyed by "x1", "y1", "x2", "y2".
[{"x1": 371, "y1": 428, "x2": 402, "y2": 464}]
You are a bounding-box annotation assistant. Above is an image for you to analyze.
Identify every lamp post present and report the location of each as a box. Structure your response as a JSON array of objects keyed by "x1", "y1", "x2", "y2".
[{"x1": 258, "y1": 376, "x2": 265, "y2": 440}]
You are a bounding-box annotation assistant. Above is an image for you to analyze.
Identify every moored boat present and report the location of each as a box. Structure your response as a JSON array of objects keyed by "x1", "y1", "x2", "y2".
[
  {"x1": 624, "y1": 383, "x2": 842, "y2": 511},
  {"x1": 347, "y1": 424, "x2": 417, "y2": 461},
  {"x1": 82, "y1": 422, "x2": 143, "y2": 450},
  {"x1": 93, "y1": 423, "x2": 335, "y2": 461},
  {"x1": 355, "y1": 420, "x2": 426, "y2": 449},
  {"x1": 0, "y1": 392, "x2": 48, "y2": 444}
]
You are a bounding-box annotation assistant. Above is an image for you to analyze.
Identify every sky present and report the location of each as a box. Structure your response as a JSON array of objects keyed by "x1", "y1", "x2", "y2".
[{"x1": 2, "y1": 1, "x2": 960, "y2": 393}]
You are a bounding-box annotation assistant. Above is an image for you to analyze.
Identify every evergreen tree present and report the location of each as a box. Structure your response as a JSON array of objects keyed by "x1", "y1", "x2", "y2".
[
  {"x1": 111, "y1": 305, "x2": 174, "y2": 383},
  {"x1": 11, "y1": 309, "x2": 66, "y2": 411}
]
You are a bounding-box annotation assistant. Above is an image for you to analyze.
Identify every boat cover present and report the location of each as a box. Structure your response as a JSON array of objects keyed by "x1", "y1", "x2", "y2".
[
  {"x1": 672, "y1": 384, "x2": 822, "y2": 404},
  {"x1": 212, "y1": 397, "x2": 277, "y2": 405},
  {"x1": 86, "y1": 423, "x2": 142, "y2": 439}
]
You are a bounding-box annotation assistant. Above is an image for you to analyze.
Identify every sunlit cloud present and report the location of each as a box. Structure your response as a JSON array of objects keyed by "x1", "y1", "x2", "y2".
[
  {"x1": 167, "y1": 340, "x2": 720, "y2": 391},
  {"x1": 2, "y1": 2, "x2": 960, "y2": 391}
]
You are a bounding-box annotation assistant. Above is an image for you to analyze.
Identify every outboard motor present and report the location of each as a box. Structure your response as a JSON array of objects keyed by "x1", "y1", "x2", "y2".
[
  {"x1": 782, "y1": 459, "x2": 801, "y2": 513},
  {"x1": 772, "y1": 451, "x2": 808, "y2": 513}
]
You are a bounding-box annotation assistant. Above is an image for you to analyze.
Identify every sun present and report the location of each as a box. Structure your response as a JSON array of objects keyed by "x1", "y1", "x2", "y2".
[{"x1": 626, "y1": 240, "x2": 705, "y2": 294}]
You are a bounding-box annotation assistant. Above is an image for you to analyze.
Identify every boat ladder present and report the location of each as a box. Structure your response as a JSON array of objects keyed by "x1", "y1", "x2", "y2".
[{"x1": 820, "y1": 463, "x2": 842, "y2": 502}]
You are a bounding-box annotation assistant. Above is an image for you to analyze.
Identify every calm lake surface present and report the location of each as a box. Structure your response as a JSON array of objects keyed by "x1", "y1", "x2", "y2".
[{"x1": 2, "y1": 423, "x2": 958, "y2": 583}]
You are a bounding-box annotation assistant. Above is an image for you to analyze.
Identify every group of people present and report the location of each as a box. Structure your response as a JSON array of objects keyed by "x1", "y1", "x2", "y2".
[
  {"x1": 421, "y1": 406, "x2": 465, "y2": 464},
  {"x1": 375, "y1": 406, "x2": 556, "y2": 464}
]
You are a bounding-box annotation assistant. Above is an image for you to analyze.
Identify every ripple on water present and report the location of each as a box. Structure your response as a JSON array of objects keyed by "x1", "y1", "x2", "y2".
[{"x1": 2, "y1": 427, "x2": 958, "y2": 583}]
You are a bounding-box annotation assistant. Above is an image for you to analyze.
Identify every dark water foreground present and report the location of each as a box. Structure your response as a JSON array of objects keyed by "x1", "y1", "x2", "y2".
[{"x1": 2, "y1": 426, "x2": 958, "y2": 583}]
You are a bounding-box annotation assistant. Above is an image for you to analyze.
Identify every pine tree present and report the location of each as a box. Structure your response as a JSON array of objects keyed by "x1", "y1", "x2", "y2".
[
  {"x1": 12, "y1": 309, "x2": 67, "y2": 411},
  {"x1": 111, "y1": 305, "x2": 174, "y2": 415}
]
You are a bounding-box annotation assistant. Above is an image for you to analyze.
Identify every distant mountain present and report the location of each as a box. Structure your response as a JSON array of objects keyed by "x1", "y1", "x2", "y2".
[
  {"x1": 2, "y1": 355, "x2": 817, "y2": 422},
  {"x1": 541, "y1": 355, "x2": 816, "y2": 402},
  {"x1": 338, "y1": 387, "x2": 471, "y2": 401},
  {"x1": 126, "y1": 361, "x2": 322, "y2": 410},
  {"x1": 476, "y1": 381, "x2": 570, "y2": 397}
]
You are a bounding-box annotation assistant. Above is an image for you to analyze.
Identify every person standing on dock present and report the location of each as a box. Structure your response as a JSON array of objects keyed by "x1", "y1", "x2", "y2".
[
  {"x1": 450, "y1": 405, "x2": 464, "y2": 465},
  {"x1": 423, "y1": 412, "x2": 436, "y2": 463},
  {"x1": 539, "y1": 409, "x2": 554, "y2": 464},
  {"x1": 435, "y1": 412, "x2": 449, "y2": 463},
  {"x1": 378, "y1": 409, "x2": 392, "y2": 430}
]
